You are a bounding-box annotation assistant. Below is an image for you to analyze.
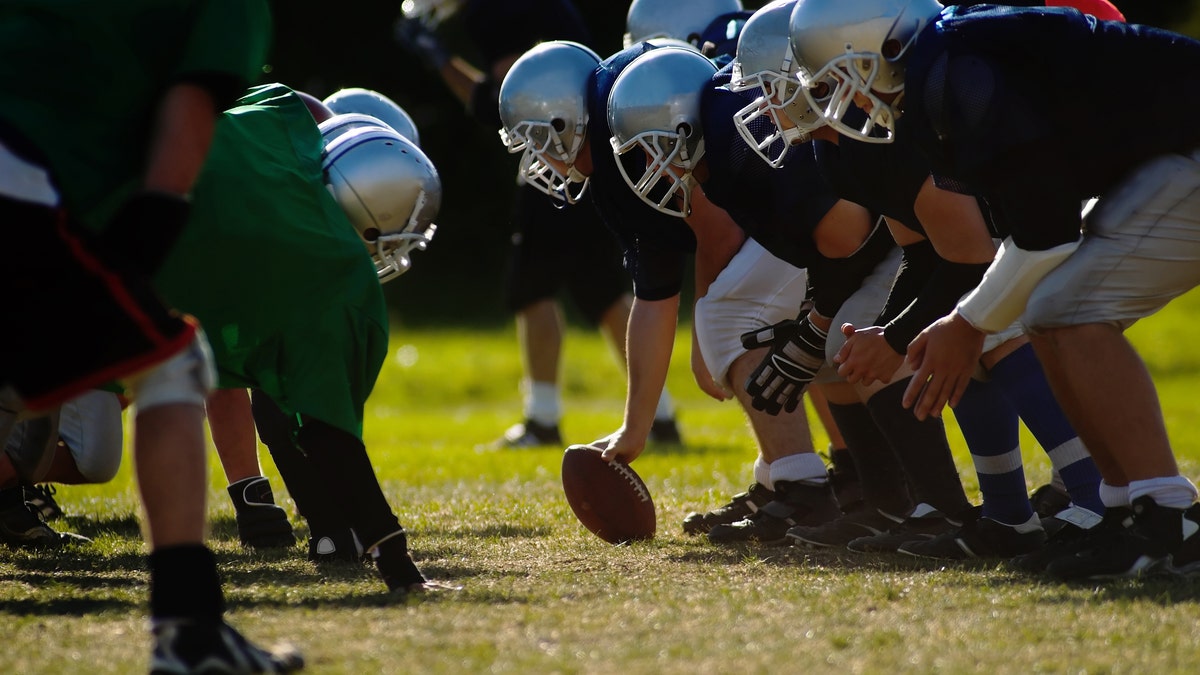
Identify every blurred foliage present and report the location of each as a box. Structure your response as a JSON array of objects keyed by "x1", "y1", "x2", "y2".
[{"x1": 264, "y1": 0, "x2": 1200, "y2": 327}]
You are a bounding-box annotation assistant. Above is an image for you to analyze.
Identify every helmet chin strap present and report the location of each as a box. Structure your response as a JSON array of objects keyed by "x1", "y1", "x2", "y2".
[{"x1": 567, "y1": 165, "x2": 588, "y2": 184}]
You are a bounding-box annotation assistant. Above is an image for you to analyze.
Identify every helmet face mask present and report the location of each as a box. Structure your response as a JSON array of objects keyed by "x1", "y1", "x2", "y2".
[
  {"x1": 320, "y1": 118, "x2": 441, "y2": 283},
  {"x1": 609, "y1": 125, "x2": 702, "y2": 217},
  {"x1": 498, "y1": 117, "x2": 589, "y2": 204},
  {"x1": 498, "y1": 41, "x2": 601, "y2": 205},
  {"x1": 788, "y1": 0, "x2": 943, "y2": 144},
  {"x1": 607, "y1": 47, "x2": 717, "y2": 218},
  {"x1": 728, "y1": 0, "x2": 828, "y2": 167}
]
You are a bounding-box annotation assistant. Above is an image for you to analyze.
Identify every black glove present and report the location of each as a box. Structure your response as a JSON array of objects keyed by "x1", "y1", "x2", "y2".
[
  {"x1": 741, "y1": 314, "x2": 828, "y2": 415},
  {"x1": 394, "y1": 16, "x2": 450, "y2": 72},
  {"x1": 97, "y1": 191, "x2": 191, "y2": 278}
]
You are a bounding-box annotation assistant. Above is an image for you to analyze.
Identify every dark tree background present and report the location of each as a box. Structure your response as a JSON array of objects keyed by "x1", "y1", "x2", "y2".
[{"x1": 264, "y1": 0, "x2": 1199, "y2": 327}]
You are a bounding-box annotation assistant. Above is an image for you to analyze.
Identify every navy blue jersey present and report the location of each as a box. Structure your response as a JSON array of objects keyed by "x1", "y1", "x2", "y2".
[
  {"x1": 901, "y1": 4, "x2": 1200, "y2": 251},
  {"x1": 462, "y1": 0, "x2": 592, "y2": 67},
  {"x1": 813, "y1": 133, "x2": 929, "y2": 235},
  {"x1": 587, "y1": 43, "x2": 697, "y2": 301},
  {"x1": 700, "y1": 65, "x2": 834, "y2": 269},
  {"x1": 698, "y1": 11, "x2": 754, "y2": 66}
]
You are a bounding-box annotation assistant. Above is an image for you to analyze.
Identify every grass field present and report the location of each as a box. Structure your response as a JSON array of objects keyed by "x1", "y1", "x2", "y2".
[{"x1": 5, "y1": 292, "x2": 1200, "y2": 674}]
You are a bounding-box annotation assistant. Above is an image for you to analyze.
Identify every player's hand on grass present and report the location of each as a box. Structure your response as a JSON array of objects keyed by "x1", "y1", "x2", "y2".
[
  {"x1": 741, "y1": 314, "x2": 827, "y2": 415},
  {"x1": 903, "y1": 311, "x2": 986, "y2": 420},
  {"x1": 834, "y1": 323, "x2": 905, "y2": 386}
]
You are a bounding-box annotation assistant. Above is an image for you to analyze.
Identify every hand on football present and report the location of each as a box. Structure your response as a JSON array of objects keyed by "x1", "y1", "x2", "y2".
[{"x1": 594, "y1": 426, "x2": 646, "y2": 464}]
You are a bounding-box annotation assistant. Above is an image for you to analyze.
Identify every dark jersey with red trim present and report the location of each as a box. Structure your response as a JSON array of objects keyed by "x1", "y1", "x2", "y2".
[
  {"x1": 700, "y1": 64, "x2": 835, "y2": 269},
  {"x1": 901, "y1": 4, "x2": 1200, "y2": 251},
  {"x1": 587, "y1": 43, "x2": 696, "y2": 301}
]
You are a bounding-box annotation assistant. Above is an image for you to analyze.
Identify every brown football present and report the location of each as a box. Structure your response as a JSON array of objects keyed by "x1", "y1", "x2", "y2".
[{"x1": 561, "y1": 444, "x2": 656, "y2": 544}]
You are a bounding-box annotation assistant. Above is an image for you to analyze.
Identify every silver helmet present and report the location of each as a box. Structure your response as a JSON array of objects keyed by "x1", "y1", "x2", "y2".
[
  {"x1": 607, "y1": 46, "x2": 717, "y2": 218},
  {"x1": 498, "y1": 41, "x2": 601, "y2": 204},
  {"x1": 789, "y1": 0, "x2": 943, "y2": 143},
  {"x1": 320, "y1": 115, "x2": 441, "y2": 283},
  {"x1": 728, "y1": 0, "x2": 830, "y2": 167},
  {"x1": 624, "y1": 0, "x2": 744, "y2": 48},
  {"x1": 323, "y1": 88, "x2": 421, "y2": 147}
]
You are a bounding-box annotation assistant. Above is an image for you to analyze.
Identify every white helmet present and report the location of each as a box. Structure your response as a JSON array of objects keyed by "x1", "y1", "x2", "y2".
[
  {"x1": 323, "y1": 88, "x2": 421, "y2": 147},
  {"x1": 789, "y1": 0, "x2": 944, "y2": 143},
  {"x1": 607, "y1": 47, "x2": 717, "y2": 218},
  {"x1": 320, "y1": 115, "x2": 441, "y2": 282},
  {"x1": 498, "y1": 41, "x2": 601, "y2": 204},
  {"x1": 624, "y1": 0, "x2": 744, "y2": 48},
  {"x1": 728, "y1": 0, "x2": 829, "y2": 167}
]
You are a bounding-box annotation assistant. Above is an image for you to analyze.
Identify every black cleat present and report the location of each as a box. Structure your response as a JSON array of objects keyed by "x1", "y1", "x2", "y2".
[
  {"x1": 308, "y1": 528, "x2": 363, "y2": 564},
  {"x1": 682, "y1": 483, "x2": 773, "y2": 535},
  {"x1": 227, "y1": 477, "x2": 295, "y2": 549},
  {"x1": 24, "y1": 484, "x2": 64, "y2": 521},
  {"x1": 1029, "y1": 483, "x2": 1072, "y2": 521},
  {"x1": 1009, "y1": 505, "x2": 1109, "y2": 574},
  {"x1": 1047, "y1": 497, "x2": 1200, "y2": 581},
  {"x1": 494, "y1": 419, "x2": 562, "y2": 448},
  {"x1": 0, "y1": 498, "x2": 90, "y2": 549},
  {"x1": 899, "y1": 514, "x2": 1045, "y2": 560},
  {"x1": 787, "y1": 506, "x2": 906, "y2": 548},
  {"x1": 647, "y1": 418, "x2": 683, "y2": 445},
  {"x1": 846, "y1": 503, "x2": 964, "y2": 553},
  {"x1": 150, "y1": 619, "x2": 304, "y2": 674},
  {"x1": 707, "y1": 480, "x2": 841, "y2": 546}
]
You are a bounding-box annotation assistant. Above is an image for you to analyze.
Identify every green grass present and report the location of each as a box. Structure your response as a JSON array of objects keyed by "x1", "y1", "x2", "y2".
[{"x1": 6, "y1": 292, "x2": 1200, "y2": 673}]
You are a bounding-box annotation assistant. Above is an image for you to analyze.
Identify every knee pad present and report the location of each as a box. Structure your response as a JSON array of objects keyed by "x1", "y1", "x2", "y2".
[
  {"x1": 58, "y1": 391, "x2": 124, "y2": 483},
  {"x1": 124, "y1": 332, "x2": 216, "y2": 411}
]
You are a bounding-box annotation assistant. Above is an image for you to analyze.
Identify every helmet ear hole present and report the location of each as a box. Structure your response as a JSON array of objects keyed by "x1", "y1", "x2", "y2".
[
  {"x1": 677, "y1": 122, "x2": 693, "y2": 138},
  {"x1": 881, "y1": 38, "x2": 903, "y2": 61},
  {"x1": 551, "y1": 118, "x2": 567, "y2": 133},
  {"x1": 363, "y1": 226, "x2": 381, "y2": 242}
]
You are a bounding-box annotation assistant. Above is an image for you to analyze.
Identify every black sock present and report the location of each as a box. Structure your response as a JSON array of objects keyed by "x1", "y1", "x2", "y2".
[
  {"x1": 0, "y1": 485, "x2": 25, "y2": 509},
  {"x1": 251, "y1": 391, "x2": 355, "y2": 537},
  {"x1": 827, "y1": 401, "x2": 913, "y2": 515},
  {"x1": 295, "y1": 418, "x2": 403, "y2": 549},
  {"x1": 864, "y1": 379, "x2": 971, "y2": 517},
  {"x1": 148, "y1": 544, "x2": 224, "y2": 623}
]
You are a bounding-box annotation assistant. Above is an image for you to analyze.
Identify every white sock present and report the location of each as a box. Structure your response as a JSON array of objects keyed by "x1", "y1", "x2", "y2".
[
  {"x1": 1129, "y1": 475, "x2": 1199, "y2": 510},
  {"x1": 654, "y1": 389, "x2": 675, "y2": 421},
  {"x1": 768, "y1": 452, "x2": 828, "y2": 486},
  {"x1": 1099, "y1": 480, "x2": 1130, "y2": 508},
  {"x1": 524, "y1": 380, "x2": 560, "y2": 427},
  {"x1": 753, "y1": 456, "x2": 772, "y2": 491}
]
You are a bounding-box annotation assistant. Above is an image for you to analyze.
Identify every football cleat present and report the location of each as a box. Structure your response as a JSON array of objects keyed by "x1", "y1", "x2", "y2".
[
  {"x1": 227, "y1": 477, "x2": 296, "y2": 549},
  {"x1": 150, "y1": 619, "x2": 304, "y2": 674},
  {"x1": 787, "y1": 505, "x2": 905, "y2": 548},
  {"x1": 707, "y1": 480, "x2": 840, "y2": 546},
  {"x1": 24, "y1": 483, "x2": 64, "y2": 521},
  {"x1": 493, "y1": 419, "x2": 563, "y2": 449},
  {"x1": 0, "y1": 498, "x2": 90, "y2": 549},
  {"x1": 682, "y1": 483, "x2": 773, "y2": 535},
  {"x1": 647, "y1": 417, "x2": 683, "y2": 445},
  {"x1": 845, "y1": 503, "x2": 964, "y2": 553},
  {"x1": 1046, "y1": 497, "x2": 1200, "y2": 581},
  {"x1": 898, "y1": 514, "x2": 1046, "y2": 560}
]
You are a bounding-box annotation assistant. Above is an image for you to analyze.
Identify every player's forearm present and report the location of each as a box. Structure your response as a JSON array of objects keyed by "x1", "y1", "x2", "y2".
[{"x1": 622, "y1": 295, "x2": 680, "y2": 437}]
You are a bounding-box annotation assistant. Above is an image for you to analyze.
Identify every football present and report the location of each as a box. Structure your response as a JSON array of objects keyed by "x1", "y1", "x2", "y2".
[{"x1": 561, "y1": 444, "x2": 656, "y2": 544}]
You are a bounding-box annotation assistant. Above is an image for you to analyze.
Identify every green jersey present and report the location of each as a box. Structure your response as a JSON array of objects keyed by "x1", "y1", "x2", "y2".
[
  {"x1": 156, "y1": 84, "x2": 388, "y2": 438},
  {"x1": 0, "y1": 0, "x2": 270, "y2": 230}
]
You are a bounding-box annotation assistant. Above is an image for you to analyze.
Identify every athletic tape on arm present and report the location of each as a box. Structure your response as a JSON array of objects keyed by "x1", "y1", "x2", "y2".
[{"x1": 955, "y1": 236, "x2": 1079, "y2": 333}]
